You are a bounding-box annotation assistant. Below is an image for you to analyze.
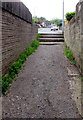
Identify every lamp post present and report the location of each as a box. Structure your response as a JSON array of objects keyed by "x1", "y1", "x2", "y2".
[{"x1": 62, "y1": 0, "x2": 64, "y2": 34}]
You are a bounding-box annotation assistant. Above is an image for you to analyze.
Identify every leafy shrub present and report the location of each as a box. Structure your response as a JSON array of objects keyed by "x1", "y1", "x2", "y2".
[
  {"x1": 18, "y1": 58, "x2": 25, "y2": 64},
  {"x1": 19, "y1": 53, "x2": 27, "y2": 63},
  {"x1": 2, "y1": 40, "x2": 39, "y2": 95},
  {"x1": 58, "y1": 23, "x2": 62, "y2": 26},
  {"x1": 9, "y1": 61, "x2": 22, "y2": 75},
  {"x1": 50, "y1": 18, "x2": 62, "y2": 26},
  {"x1": 65, "y1": 12, "x2": 75, "y2": 21},
  {"x1": 36, "y1": 33, "x2": 41, "y2": 39},
  {"x1": 32, "y1": 17, "x2": 39, "y2": 23},
  {"x1": 27, "y1": 46, "x2": 35, "y2": 55},
  {"x1": 2, "y1": 75, "x2": 12, "y2": 94},
  {"x1": 31, "y1": 40, "x2": 39, "y2": 49},
  {"x1": 64, "y1": 48, "x2": 74, "y2": 60}
]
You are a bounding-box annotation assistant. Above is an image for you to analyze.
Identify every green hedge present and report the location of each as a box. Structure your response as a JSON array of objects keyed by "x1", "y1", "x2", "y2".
[
  {"x1": 2, "y1": 40, "x2": 39, "y2": 95},
  {"x1": 65, "y1": 12, "x2": 75, "y2": 21}
]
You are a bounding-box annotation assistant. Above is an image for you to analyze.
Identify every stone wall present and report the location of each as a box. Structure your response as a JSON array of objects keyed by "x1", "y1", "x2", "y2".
[
  {"x1": 64, "y1": 1, "x2": 83, "y2": 75},
  {"x1": 2, "y1": 2, "x2": 38, "y2": 74},
  {"x1": 80, "y1": 1, "x2": 83, "y2": 75}
]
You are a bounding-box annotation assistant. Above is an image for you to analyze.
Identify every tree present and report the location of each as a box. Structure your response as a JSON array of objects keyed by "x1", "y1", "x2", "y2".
[
  {"x1": 32, "y1": 17, "x2": 39, "y2": 23},
  {"x1": 65, "y1": 12, "x2": 75, "y2": 21},
  {"x1": 50, "y1": 18, "x2": 62, "y2": 26},
  {"x1": 40, "y1": 17, "x2": 46, "y2": 21},
  {"x1": 58, "y1": 23, "x2": 62, "y2": 26}
]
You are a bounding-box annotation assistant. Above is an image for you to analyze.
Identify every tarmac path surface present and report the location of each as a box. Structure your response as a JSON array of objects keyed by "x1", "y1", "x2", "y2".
[{"x1": 2, "y1": 44, "x2": 82, "y2": 119}]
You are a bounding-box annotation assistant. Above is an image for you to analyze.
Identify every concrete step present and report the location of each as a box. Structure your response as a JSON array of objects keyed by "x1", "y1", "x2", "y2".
[
  {"x1": 41, "y1": 35, "x2": 64, "y2": 38},
  {"x1": 40, "y1": 42, "x2": 64, "y2": 45},
  {"x1": 40, "y1": 33, "x2": 64, "y2": 35},
  {"x1": 38, "y1": 38, "x2": 64, "y2": 42}
]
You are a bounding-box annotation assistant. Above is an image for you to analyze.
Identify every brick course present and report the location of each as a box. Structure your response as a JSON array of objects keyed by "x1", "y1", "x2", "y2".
[{"x1": 2, "y1": 9, "x2": 38, "y2": 74}]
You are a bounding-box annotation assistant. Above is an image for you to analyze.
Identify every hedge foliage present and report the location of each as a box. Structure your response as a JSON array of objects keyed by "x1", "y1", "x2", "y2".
[{"x1": 65, "y1": 12, "x2": 75, "y2": 21}]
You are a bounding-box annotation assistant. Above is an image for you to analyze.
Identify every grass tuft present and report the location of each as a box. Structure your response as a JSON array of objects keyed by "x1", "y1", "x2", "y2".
[
  {"x1": 2, "y1": 40, "x2": 39, "y2": 95},
  {"x1": 64, "y1": 45, "x2": 76, "y2": 65},
  {"x1": 36, "y1": 33, "x2": 41, "y2": 39},
  {"x1": 81, "y1": 77, "x2": 83, "y2": 81}
]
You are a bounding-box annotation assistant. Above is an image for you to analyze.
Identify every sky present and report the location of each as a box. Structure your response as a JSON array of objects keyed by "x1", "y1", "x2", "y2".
[{"x1": 21, "y1": 0, "x2": 79, "y2": 20}]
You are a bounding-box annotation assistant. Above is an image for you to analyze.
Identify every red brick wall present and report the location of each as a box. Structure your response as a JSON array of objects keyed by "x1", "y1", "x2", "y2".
[{"x1": 2, "y1": 9, "x2": 38, "y2": 74}]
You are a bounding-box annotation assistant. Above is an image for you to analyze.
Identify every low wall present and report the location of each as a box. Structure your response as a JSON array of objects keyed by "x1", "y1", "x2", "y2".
[
  {"x1": 64, "y1": 1, "x2": 83, "y2": 75},
  {"x1": 2, "y1": 2, "x2": 38, "y2": 74}
]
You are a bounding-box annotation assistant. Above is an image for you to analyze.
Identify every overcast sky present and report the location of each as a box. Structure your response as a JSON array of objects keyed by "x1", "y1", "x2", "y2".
[{"x1": 21, "y1": 0, "x2": 79, "y2": 20}]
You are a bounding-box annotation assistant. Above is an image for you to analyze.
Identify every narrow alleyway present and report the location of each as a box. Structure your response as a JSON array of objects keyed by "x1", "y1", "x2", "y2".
[{"x1": 2, "y1": 43, "x2": 82, "y2": 118}]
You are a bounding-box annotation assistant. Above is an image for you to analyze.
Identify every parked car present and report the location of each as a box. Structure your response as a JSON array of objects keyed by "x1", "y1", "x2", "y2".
[
  {"x1": 51, "y1": 26, "x2": 58, "y2": 31},
  {"x1": 47, "y1": 25, "x2": 51, "y2": 28},
  {"x1": 37, "y1": 24, "x2": 41, "y2": 28}
]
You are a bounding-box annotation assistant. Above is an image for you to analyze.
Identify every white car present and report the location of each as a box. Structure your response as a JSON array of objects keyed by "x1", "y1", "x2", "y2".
[{"x1": 51, "y1": 26, "x2": 58, "y2": 31}]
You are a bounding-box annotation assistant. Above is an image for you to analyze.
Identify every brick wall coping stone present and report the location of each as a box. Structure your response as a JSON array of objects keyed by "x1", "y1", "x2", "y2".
[{"x1": 1, "y1": 1, "x2": 32, "y2": 24}]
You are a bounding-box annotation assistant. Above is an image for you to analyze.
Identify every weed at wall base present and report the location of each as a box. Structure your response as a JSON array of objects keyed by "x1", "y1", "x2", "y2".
[
  {"x1": 64, "y1": 44, "x2": 76, "y2": 65},
  {"x1": 36, "y1": 33, "x2": 41, "y2": 39},
  {"x1": 81, "y1": 77, "x2": 83, "y2": 81},
  {"x1": 2, "y1": 40, "x2": 39, "y2": 95}
]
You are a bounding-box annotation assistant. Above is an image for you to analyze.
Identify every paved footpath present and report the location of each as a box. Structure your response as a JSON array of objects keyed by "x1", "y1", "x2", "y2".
[{"x1": 2, "y1": 44, "x2": 82, "y2": 119}]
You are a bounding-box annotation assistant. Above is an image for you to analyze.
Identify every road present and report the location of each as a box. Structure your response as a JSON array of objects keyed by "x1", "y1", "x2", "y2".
[{"x1": 38, "y1": 28, "x2": 62, "y2": 34}]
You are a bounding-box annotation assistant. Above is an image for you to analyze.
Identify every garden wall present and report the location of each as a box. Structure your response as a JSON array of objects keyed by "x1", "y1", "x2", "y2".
[
  {"x1": 64, "y1": 1, "x2": 83, "y2": 75},
  {"x1": 1, "y1": 2, "x2": 38, "y2": 74}
]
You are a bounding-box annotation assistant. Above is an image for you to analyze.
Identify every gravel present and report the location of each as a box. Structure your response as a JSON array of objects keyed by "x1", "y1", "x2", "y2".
[{"x1": 2, "y1": 44, "x2": 82, "y2": 119}]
